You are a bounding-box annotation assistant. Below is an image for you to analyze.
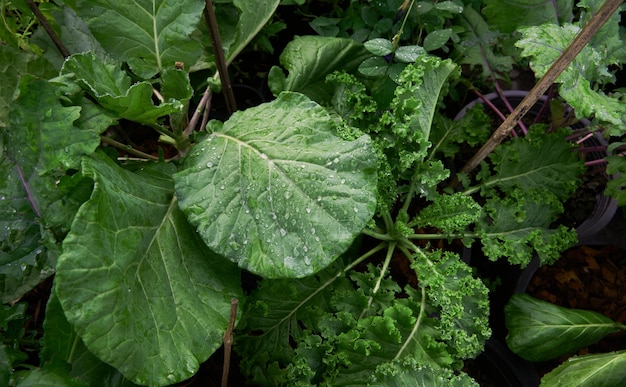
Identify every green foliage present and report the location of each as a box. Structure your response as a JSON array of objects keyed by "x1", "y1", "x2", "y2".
[
  {"x1": 505, "y1": 294, "x2": 623, "y2": 362},
  {"x1": 516, "y1": 3, "x2": 626, "y2": 127},
  {"x1": 505, "y1": 294, "x2": 626, "y2": 386},
  {"x1": 1, "y1": 0, "x2": 610, "y2": 385},
  {"x1": 174, "y1": 92, "x2": 378, "y2": 278}
]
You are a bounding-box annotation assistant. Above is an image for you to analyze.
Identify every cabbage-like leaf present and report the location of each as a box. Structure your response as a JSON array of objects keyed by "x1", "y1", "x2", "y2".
[
  {"x1": 7, "y1": 76, "x2": 98, "y2": 175},
  {"x1": 0, "y1": 45, "x2": 56, "y2": 128},
  {"x1": 174, "y1": 92, "x2": 377, "y2": 278},
  {"x1": 55, "y1": 153, "x2": 243, "y2": 386},
  {"x1": 268, "y1": 36, "x2": 371, "y2": 101},
  {"x1": 540, "y1": 350, "x2": 626, "y2": 387},
  {"x1": 61, "y1": 53, "x2": 182, "y2": 125},
  {"x1": 505, "y1": 294, "x2": 621, "y2": 362},
  {"x1": 74, "y1": 0, "x2": 205, "y2": 78},
  {"x1": 41, "y1": 292, "x2": 138, "y2": 387},
  {"x1": 482, "y1": 0, "x2": 574, "y2": 33}
]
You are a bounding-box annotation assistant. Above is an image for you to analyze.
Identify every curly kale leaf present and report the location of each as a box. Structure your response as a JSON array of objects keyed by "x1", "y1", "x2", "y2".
[
  {"x1": 412, "y1": 250, "x2": 491, "y2": 359},
  {"x1": 238, "y1": 259, "x2": 486, "y2": 386},
  {"x1": 371, "y1": 356, "x2": 478, "y2": 386},
  {"x1": 476, "y1": 188, "x2": 578, "y2": 266},
  {"x1": 236, "y1": 259, "x2": 353, "y2": 384},
  {"x1": 429, "y1": 105, "x2": 492, "y2": 160},
  {"x1": 413, "y1": 193, "x2": 481, "y2": 234},
  {"x1": 473, "y1": 126, "x2": 584, "y2": 200}
]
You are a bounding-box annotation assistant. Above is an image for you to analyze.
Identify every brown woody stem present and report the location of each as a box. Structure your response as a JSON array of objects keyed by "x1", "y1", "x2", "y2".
[{"x1": 459, "y1": 0, "x2": 624, "y2": 176}]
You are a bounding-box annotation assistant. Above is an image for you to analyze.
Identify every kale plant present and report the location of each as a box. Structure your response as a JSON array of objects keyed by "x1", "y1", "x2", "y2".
[{"x1": 0, "y1": 0, "x2": 595, "y2": 386}]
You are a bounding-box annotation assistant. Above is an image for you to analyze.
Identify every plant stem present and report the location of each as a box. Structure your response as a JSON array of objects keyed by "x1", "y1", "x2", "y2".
[
  {"x1": 221, "y1": 298, "x2": 238, "y2": 387},
  {"x1": 204, "y1": 0, "x2": 237, "y2": 115},
  {"x1": 100, "y1": 136, "x2": 159, "y2": 161},
  {"x1": 459, "y1": 0, "x2": 624, "y2": 176},
  {"x1": 184, "y1": 86, "x2": 213, "y2": 136},
  {"x1": 360, "y1": 242, "x2": 397, "y2": 319},
  {"x1": 24, "y1": 0, "x2": 70, "y2": 58}
]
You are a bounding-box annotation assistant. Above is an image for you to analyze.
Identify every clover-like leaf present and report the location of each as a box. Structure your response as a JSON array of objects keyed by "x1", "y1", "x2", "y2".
[
  {"x1": 55, "y1": 153, "x2": 242, "y2": 386},
  {"x1": 174, "y1": 92, "x2": 377, "y2": 278}
]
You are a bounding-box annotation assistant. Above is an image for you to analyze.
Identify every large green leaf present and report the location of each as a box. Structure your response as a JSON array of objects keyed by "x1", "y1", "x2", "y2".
[
  {"x1": 505, "y1": 294, "x2": 621, "y2": 362},
  {"x1": 175, "y1": 92, "x2": 377, "y2": 278},
  {"x1": 268, "y1": 36, "x2": 371, "y2": 101},
  {"x1": 482, "y1": 0, "x2": 574, "y2": 33},
  {"x1": 540, "y1": 350, "x2": 626, "y2": 387},
  {"x1": 6, "y1": 76, "x2": 96, "y2": 175},
  {"x1": 189, "y1": 0, "x2": 280, "y2": 72},
  {"x1": 55, "y1": 153, "x2": 243, "y2": 386},
  {"x1": 41, "y1": 292, "x2": 138, "y2": 387},
  {"x1": 0, "y1": 45, "x2": 56, "y2": 128},
  {"x1": 74, "y1": 0, "x2": 205, "y2": 78},
  {"x1": 61, "y1": 53, "x2": 183, "y2": 125}
]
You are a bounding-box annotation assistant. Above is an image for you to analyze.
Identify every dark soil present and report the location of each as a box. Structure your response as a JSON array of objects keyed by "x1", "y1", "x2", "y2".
[{"x1": 525, "y1": 244, "x2": 626, "y2": 377}]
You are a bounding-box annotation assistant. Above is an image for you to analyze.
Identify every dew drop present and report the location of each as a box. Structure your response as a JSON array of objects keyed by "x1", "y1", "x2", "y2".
[
  {"x1": 284, "y1": 191, "x2": 293, "y2": 199},
  {"x1": 20, "y1": 263, "x2": 27, "y2": 272},
  {"x1": 353, "y1": 207, "x2": 359, "y2": 213},
  {"x1": 304, "y1": 256, "x2": 311, "y2": 265},
  {"x1": 220, "y1": 184, "x2": 225, "y2": 190},
  {"x1": 280, "y1": 228, "x2": 287, "y2": 237},
  {"x1": 305, "y1": 208, "x2": 311, "y2": 214},
  {"x1": 206, "y1": 161, "x2": 213, "y2": 168},
  {"x1": 311, "y1": 228, "x2": 316, "y2": 235}
]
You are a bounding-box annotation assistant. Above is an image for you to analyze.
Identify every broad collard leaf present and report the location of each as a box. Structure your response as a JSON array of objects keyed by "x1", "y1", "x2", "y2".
[
  {"x1": 453, "y1": 6, "x2": 514, "y2": 79},
  {"x1": 225, "y1": 0, "x2": 280, "y2": 64},
  {"x1": 505, "y1": 294, "x2": 622, "y2": 362},
  {"x1": 516, "y1": 22, "x2": 626, "y2": 127},
  {"x1": 0, "y1": 45, "x2": 56, "y2": 129},
  {"x1": 7, "y1": 76, "x2": 101, "y2": 175},
  {"x1": 41, "y1": 292, "x2": 138, "y2": 387},
  {"x1": 482, "y1": 0, "x2": 574, "y2": 34},
  {"x1": 268, "y1": 36, "x2": 371, "y2": 101},
  {"x1": 55, "y1": 153, "x2": 243, "y2": 386},
  {"x1": 190, "y1": 0, "x2": 280, "y2": 71},
  {"x1": 31, "y1": 5, "x2": 107, "y2": 71},
  {"x1": 474, "y1": 127, "x2": 584, "y2": 201},
  {"x1": 540, "y1": 350, "x2": 626, "y2": 387},
  {"x1": 61, "y1": 53, "x2": 183, "y2": 125},
  {"x1": 74, "y1": 0, "x2": 205, "y2": 79},
  {"x1": 477, "y1": 189, "x2": 578, "y2": 266},
  {"x1": 174, "y1": 92, "x2": 378, "y2": 278}
]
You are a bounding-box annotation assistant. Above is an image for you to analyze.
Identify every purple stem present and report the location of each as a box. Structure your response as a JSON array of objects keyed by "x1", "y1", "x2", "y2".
[{"x1": 16, "y1": 164, "x2": 41, "y2": 218}]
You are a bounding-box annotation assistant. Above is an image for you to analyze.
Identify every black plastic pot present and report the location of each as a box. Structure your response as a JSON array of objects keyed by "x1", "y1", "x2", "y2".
[{"x1": 464, "y1": 338, "x2": 540, "y2": 387}]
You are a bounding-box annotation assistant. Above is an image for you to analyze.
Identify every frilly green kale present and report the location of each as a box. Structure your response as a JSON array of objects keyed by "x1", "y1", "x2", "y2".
[{"x1": 237, "y1": 254, "x2": 489, "y2": 386}]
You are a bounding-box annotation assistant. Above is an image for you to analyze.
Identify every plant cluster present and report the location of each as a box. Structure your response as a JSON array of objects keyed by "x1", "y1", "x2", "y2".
[{"x1": 1, "y1": 0, "x2": 625, "y2": 386}]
